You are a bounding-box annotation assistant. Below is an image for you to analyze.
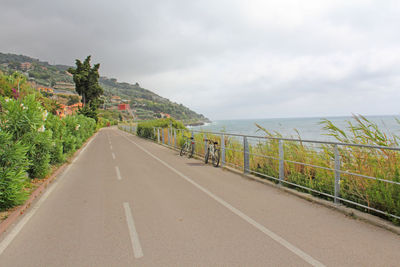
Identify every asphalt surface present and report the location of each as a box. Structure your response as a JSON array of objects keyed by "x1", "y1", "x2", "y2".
[{"x1": 0, "y1": 127, "x2": 400, "y2": 266}]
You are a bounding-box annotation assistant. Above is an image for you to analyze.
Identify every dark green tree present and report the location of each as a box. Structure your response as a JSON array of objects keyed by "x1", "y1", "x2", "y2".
[
  {"x1": 68, "y1": 56, "x2": 103, "y2": 105},
  {"x1": 68, "y1": 56, "x2": 103, "y2": 121}
]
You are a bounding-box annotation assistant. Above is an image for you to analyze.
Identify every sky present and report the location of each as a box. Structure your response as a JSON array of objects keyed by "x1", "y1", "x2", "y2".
[{"x1": 1, "y1": 0, "x2": 400, "y2": 120}]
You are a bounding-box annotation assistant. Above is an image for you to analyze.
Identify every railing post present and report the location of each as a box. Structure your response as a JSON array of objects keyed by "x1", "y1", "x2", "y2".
[
  {"x1": 279, "y1": 140, "x2": 284, "y2": 184},
  {"x1": 174, "y1": 129, "x2": 177, "y2": 148},
  {"x1": 157, "y1": 128, "x2": 160, "y2": 143},
  {"x1": 244, "y1": 136, "x2": 250, "y2": 174},
  {"x1": 162, "y1": 128, "x2": 165, "y2": 144},
  {"x1": 221, "y1": 134, "x2": 225, "y2": 167},
  {"x1": 334, "y1": 145, "x2": 341, "y2": 204}
]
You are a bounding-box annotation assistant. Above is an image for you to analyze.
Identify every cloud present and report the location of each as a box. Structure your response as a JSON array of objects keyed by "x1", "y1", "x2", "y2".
[{"x1": 1, "y1": 0, "x2": 400, "y2": 120}]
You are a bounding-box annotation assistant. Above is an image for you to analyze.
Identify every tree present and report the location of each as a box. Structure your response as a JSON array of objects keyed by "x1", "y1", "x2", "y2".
[
  {"x1": 68, "y1": 56, "x2": 103, "y2": 121},
  {"x1": 68, "y1": 56, "x2": 103, "y2": 107}
]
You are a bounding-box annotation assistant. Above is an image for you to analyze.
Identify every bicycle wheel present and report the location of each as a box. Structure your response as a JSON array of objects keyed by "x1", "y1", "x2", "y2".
[
  {"x1": 188, "y1": 142, "x2": 194, "y2": 158},
  {"x1": 212, "y1": 149, "x2": 220, "y2": 167},
  {"x1": 204, "y1": 147, "x2": 210, "y2": 164},
  {"x1": 180, "y1": 142, "x2": 187, "y2": 156}
]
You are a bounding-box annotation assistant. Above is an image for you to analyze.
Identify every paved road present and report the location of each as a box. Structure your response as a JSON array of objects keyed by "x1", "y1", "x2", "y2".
[{"x1": 1, "y1": 127, "x2": 400, "y2": 266}]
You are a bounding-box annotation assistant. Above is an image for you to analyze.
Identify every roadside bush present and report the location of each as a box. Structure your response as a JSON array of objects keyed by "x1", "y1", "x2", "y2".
[
  {"x1": 0, "y1": 132, "x2": 30, "y2": 209},
  {"x1": 1, "y1": 95, "x2": 53, "y2": 179},
  {"x1": 22, "y1": 131, "x2": 52, "y2": 179},
  {"x1": 137, "y1": 118, "x2": 185, "y2": 140},
  {"x1": 0, "y1": 94, "x2": 45, "y2": 140},
  {"x1": 45, "y1": 113, "x2": 66, "y2": 164},
  {"x1": 0, "y1": 72, "x2": 101, "y2": 211},
  {"x1": 63, "y1": 115, "x2": 96, "y2": 153}
]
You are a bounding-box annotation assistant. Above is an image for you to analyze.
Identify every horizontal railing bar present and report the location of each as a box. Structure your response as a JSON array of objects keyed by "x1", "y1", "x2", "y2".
[
  {"x1": 250, "y1": 170, "x2": 336, "y2": 199},
  {"x1": 283, "y1": 159, "x2": 335, "y2": 172},
  {"x1": 252, "y1": 167, "x2": 400, "y2": 220},
  {"x1": 224, "y1": 148, "x2": 244, "y2": 153},
  {"x1": 169, "y1": 128, "x2": 400, "y2": 151},
  {"x1": 338, "y1": 170, "x2": 400, "y2": 185},
  {"x1": 250, "y1": 152, "x2": 279, "y2": 161},
  {"x1": 249, "y1": 169, "x2": 400, "y2": 220},
  {"x1": 336, "y1": 197, "x2": 400, "y2": 220}
]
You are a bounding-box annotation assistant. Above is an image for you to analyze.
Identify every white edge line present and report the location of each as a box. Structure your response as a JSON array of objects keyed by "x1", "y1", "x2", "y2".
[
  {"x1": 112, "y1": 152, "x2": 116, "y2": 160},
  {"x1": 123, "y1": 202, "x2": 144, "y2": 258},
  {"x1": 115, "y1": 166, "x2": 122, "y2": 180},
  {"x1": 110, "y1": 145, "x2": 113, "y2": 150},
  {"x1": 0, "y1": 132, "x2": 98, "y2": 255},
  {"x1": 117, "y1": 132, "x2": 325, "y2": 267}
]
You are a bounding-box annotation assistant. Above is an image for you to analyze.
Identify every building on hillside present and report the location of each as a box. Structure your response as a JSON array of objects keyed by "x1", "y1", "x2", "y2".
[
  {"x1": 56, "y1": 102, "x2": 83, "y2": 118},
  {"x1": 20, "y1": 62, "x2": 32, "y2": 71},
  {"x1": 37, "y1": 87, "x2": 54, "y2": 93},
  {"x1": 118, "y1": 103, "x2": 130, "y2": 111},
  {"x1": 111, "y1": 96, "x2": 121, "y2": 103},
  {"x1": 160, "y1": 112, "x2": 171, "y2": 118}
]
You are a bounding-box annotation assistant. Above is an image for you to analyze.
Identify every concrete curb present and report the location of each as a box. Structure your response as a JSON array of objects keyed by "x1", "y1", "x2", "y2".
[
  {"x1": 123, "y1": 129, "x2": 400, "y2": 236},
  {"x1": 0, "y1": 130, "x2": 100, "y2": 237}
]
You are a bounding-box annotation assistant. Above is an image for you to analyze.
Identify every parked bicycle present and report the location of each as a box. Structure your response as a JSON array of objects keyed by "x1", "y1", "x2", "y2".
[
  {"x1": 204, "y1": 138, "x2": 220, "y2": 167},
  {"x1": 180, "y1": 136, "x2": 195, "y2": 158}
]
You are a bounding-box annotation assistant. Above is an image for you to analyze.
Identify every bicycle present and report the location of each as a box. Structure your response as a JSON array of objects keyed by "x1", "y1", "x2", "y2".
[
  {"x1": 180, "y1": 136, "x2": 195, "y2": 158},
  {"x1": 204, "y1": 138, "x2": 220, "y2": 167}
]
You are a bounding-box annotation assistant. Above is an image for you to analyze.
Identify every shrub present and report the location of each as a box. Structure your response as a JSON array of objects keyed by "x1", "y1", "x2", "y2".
[
  {"x1": 0, "y1": 132, "x2": 30, "y2": 209},
  {"x1": 1, "y1": 95, "x2": 53, "y2": 179},
  {"x1": 63, "y1": 115, "x2": 96, "y2": 154},
  {"x1": 137, "y1": 118, "x2": 185, "y2": 139},
  {"x1": 45, "y1": 113, "x2": 66, "y2": 164},
  {"x1": 22, "y1": 131, "x2": 52, "y2": 179},
  {"x1": 0, "y1": 94, "x2": 45, "y2": 140}
]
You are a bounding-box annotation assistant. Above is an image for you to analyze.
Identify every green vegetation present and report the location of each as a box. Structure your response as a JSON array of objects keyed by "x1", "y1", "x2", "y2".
[
  {"x1": 0, "y1": 132, "x2": 30, "y2": 209},
  {"x1": 0, "y1": 72, "x2": 97, "y2": 210},
  {"x1": 136, "y1": 118, "x2": 185, "y2": 140}
]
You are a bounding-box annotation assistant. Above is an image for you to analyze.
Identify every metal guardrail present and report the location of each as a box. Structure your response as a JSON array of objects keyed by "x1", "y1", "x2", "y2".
[
  {"x1": 119, "y1": 125, "x2": 137, "y2": 134},
  {"x1": 119, "y1": 125, "x2": 400, "y2": 221}
]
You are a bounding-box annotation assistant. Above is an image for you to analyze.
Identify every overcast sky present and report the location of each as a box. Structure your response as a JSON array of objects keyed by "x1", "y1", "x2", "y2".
[{"x1": 1, "y1": 0, "x2": 400, "y2": 120}]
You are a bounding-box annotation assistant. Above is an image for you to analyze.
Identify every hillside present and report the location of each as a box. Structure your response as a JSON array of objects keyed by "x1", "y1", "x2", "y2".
[{"x1": 0, "y1": 52, "x2": 209, "y2": 123}]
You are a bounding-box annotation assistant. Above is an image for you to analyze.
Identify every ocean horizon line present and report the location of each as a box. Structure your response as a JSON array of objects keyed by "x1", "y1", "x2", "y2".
[{"x1": 209, "y1": 113, "x2": 400, "y2": 122}]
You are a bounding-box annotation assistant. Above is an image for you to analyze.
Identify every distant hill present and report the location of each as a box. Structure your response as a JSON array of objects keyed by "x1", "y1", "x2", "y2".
[{"x1": 0, "y1": 52, "x2": 209, "y2": 123}]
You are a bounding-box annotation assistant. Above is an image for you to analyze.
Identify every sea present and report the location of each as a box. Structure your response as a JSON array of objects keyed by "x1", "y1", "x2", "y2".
[{"x1": 189, "y1": 115, "x2": 400, "y2": 142}]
